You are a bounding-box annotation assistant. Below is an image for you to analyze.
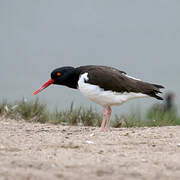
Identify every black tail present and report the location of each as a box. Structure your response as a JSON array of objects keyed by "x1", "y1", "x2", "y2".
[
  {"x1": 151, "y1": 84, "x2": 165, "y2": 100},
  {"x1": 153, "y1": 84, "x2": 165, "y2": 90},
  {"x1": 154, "y1": 94, "x2": 164, "y2": 100}
]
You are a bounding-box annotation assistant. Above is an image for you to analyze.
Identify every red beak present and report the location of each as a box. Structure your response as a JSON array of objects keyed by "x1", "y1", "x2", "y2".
[{"x1": 33, "y1": 79, "x2": 54, "y2": 95}]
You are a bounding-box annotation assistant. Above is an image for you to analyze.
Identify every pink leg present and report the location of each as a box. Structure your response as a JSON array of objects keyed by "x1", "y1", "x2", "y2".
[
  {"x1": 100, "y1": 107, "x2": 108, "y2": 131},
  {"x1": 105, "y1": 106, "x2": 112, "y2": 131}
]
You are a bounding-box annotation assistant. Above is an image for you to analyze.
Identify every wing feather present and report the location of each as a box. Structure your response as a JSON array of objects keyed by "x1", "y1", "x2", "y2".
[{"x1": 76, "y1": 65, "x2": 164, "y2": 100}]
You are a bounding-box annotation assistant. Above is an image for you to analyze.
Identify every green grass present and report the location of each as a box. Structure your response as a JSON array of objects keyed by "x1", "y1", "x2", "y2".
[
  {"x1": 113, "y1": 110, "x2": 144, "y2": 128},
  {"x1": 0, "y1": 98, "x2": 179, "y2": 127},
  {"x1": 146, "y1": 107, "x2": 180, "y2": 126}
]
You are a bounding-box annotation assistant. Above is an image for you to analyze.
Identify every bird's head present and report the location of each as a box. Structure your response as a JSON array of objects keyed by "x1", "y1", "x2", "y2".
[{"x1": 33, "y1": 66, "x2": 77, "y2": 95}]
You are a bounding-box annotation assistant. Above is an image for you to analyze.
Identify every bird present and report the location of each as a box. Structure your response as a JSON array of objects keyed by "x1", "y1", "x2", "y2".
[{"x1": 33, "y1": 65, "x2": 164, "y2": 131}]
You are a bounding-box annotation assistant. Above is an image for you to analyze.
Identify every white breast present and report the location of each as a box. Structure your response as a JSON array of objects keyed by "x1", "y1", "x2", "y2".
[{"x1": 78, "y1": 73, "x2": 148, "y2": 107}]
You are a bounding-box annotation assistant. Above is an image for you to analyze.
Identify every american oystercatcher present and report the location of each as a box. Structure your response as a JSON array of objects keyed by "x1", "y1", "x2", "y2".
[{"x1": 33, "y1": 65, "x2": 164, "y2": 131}]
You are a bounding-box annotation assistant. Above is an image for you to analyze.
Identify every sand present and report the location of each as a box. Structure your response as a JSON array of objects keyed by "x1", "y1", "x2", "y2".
[{"x1": 0, "y1": 117, "x2": 180, "y2": 180}]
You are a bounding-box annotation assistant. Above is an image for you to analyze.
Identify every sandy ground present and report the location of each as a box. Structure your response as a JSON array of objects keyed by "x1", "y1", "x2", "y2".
[{"x1": 0, "y1": 118, "x2": 180, "y2": 180}]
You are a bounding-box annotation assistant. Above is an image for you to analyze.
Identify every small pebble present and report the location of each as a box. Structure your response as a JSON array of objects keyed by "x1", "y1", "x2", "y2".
[
  {"x1": 124, "y1": 132, "x2": 129, "y2": 136},
  {"x1": 86, "y1": 140, "x2": 94, "y2": 144},
  {"x1": 90, "y1": 133, "x2": 95, "y2": 137},
  {"x1": 141, "y1": 159, "x2": 147, "y2": 162}
]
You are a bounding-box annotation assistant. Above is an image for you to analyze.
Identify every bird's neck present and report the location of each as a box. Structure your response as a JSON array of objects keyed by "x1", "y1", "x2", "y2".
[{"x1": 64, "y1": 69, "x2": 80, "y2": 89}]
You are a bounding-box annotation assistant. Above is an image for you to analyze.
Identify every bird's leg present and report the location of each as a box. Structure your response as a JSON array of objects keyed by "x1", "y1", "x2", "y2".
[
  {"x1": 100, "y1": 107, "x2": 108, "y2": 131},
  {"x1": 105, "y1": 106, "x2": 112, "y2": 131}
]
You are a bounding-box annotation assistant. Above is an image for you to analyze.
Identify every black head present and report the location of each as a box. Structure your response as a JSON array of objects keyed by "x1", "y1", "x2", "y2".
[
  {"x1": 33, "y1": 66, "x2": 79, "y2": 95},
  {"x1": 51, "y1": 66, "x2": 78, "y2": 88}
]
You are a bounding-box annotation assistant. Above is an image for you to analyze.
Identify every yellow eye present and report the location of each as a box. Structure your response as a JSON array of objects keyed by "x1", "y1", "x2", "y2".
[{"x1": 57, "y1": 72, "x2": 61, "y2": 76}]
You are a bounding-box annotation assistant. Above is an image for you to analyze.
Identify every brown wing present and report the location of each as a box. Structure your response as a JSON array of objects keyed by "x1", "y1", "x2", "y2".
[{"x1": 77, "y1": 65, "x2": 164, "y2": 100}]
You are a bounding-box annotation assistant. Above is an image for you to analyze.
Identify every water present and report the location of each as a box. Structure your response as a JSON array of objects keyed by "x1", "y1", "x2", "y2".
[{"x1": 1, "y1": 0, "x2": 180, "y2": 114}]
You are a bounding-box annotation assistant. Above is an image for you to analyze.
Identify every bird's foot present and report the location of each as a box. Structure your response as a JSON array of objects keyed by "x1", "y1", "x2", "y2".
[
  {"x1": 100, "y1": 127, "x2": 110, "y2": 132},
  {"x1": 104, "y1": 127, "x2": 110, "y2": 131},
  {"x1": 100, "y1": 127, "x2": 105, "y2": 132}
]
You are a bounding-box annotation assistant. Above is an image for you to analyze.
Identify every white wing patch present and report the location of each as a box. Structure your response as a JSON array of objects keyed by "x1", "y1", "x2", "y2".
[
  {"x1": 78, "y1": 73, "x2": 148, "y2": 107},
  {"x1": 124, "y1": 74, "x2": 141, "y2": 81}
]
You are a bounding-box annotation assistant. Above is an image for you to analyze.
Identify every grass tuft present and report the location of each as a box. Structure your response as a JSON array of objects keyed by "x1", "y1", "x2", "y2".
[
  {"x1": 0, "y1": 98, "x2": 48, "y2": 123},
  {"x1": 48, "y1": 102, "x2": 102, "y2": 126}
]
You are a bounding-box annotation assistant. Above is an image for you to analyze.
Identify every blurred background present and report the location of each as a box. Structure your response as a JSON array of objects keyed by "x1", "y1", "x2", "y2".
[{"x1": 0, "y1": 0, "x2": 179, "y2": 114}]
